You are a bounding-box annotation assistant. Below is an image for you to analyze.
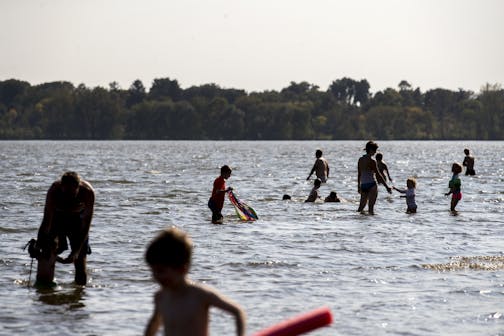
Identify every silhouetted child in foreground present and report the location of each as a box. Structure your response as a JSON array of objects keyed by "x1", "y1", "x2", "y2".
[
  {"x1": 324, "y1": 191, "x2": 341, "y2": 202},
  {"x1": 145, "y1": 227, "x2": 246, "y2": 336},
  {"x1": 445, "y1": 163, "x2": 463, "y2": 213},
  {"x1": 305, "y1": 178, "x2": 321, "y2": 202},
  {"x1": 393, "y1": 178, "x2": 417, "y2": 213},
  {"x1": 462, "y1": 148, "x2": 476, "y2": 175}
]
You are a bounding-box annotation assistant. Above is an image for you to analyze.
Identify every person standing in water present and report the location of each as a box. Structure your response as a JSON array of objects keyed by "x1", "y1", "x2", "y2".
[
  {"x1": 307, "y1": 149, "x2": 330, "y2": 183},
  {"x1": 35, "y1": 171, "x2": 95, "y2": 286},
  {"x1": 375, "y1": 153, "x2": 393, "y2": 184},
  {"x1": 393, "y1": 178, "x2": 417, "y2": 213},
  {"x1": 462, "y1": 148, "x2": 476, "y2": 176},
  {"x1": 208, "y1": 165, "x2": 233, "y2": 224},
  {"x1": 357, "y1": 141, "x2": 392, "y2": 215},
  {"x1": 445, "y1": 162, "x2": 463, "y2": 213}
]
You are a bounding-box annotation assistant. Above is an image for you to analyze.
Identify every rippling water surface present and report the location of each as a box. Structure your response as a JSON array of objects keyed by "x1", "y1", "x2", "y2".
[{"x1": 1, "y1": 140, "x2": 504, "y2": 335}]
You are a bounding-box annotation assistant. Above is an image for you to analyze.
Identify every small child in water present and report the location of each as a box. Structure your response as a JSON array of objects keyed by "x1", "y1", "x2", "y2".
[
  {"x1": 144, "y1": 227, "x2": 246, "y2": 336},
  {"x1": 445, "y1": 163, "x2": 463, "y2": 213},
  {"x1": 324, "y1": 191, "x2": 341, "y2": 202},
  {"x1": 393, "y1": 178, "x2": 417, "y2": 213},
  {"x1": 305, "y1": 178, "x2": 321, "y2": 202}
]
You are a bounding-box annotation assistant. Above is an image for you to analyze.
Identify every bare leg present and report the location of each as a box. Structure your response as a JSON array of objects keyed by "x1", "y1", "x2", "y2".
[
  {"x1": 367, "y1": 185, "x2": 378, "y2": 215},
  {"x1": 36, "y1": 251, "x2": 57, "y2": 286},
  {"x1": 74, "y1": 254, "x2": 87, "y2": 285},
  {"x1": 357, "y1": 191, "x2": 368, "y2": 213},
  {"x1": 450, "y1": 199, "x2": 459, "y2": 212}
]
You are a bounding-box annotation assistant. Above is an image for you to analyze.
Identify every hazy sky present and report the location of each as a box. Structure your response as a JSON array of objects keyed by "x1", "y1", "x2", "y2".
[{"x1": 1, "y1": 0, "x2": 503, "y2": 94}]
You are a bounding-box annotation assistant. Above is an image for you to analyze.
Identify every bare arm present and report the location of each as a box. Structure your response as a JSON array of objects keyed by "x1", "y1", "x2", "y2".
[
  {"x1": 384, "y1": 166, "x2": 392, "y2": 182},
  {"x1": 207, "y1": 290, "x2": 246, "y2": 336},
  {"x1": 144, "y1": 293, "x2": 163, "y2": 336},
  {"x1": 372, "y1": 161, "x2": 392, "y2": 193},
  {"x1": 64, "y1": 182, "x2": 95, "y2": 263},
  {"x1": 307, "y1": 162, "x2": 317, "y2": 180},
  {"x1": 37, "y1": 183, "x2": 58, "y2": 244},
  {"x1": 78, "y1": 181, "x2": 95, "y2": 251},
  {"x1": 393, "y1": 187, "x2": 406, "y2": 194},
  {"x1": 357, "y1": 160, "x2": 361, "y2": 193}
]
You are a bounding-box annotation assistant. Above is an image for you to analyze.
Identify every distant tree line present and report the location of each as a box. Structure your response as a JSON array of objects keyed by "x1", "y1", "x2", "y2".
[{"x1": 0, "y1": 77, "x2": 503, "y2": 140}]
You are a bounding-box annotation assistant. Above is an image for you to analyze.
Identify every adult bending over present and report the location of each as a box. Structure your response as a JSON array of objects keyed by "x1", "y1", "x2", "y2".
[{"x1": 35, "y1": 171, "x2": 95, "y2": 286}]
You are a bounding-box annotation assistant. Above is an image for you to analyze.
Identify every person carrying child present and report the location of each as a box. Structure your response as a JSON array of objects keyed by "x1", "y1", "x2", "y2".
[
  {"x1": 208, "y1": 165, "x2": 233, "y2": 224},
  {"x1": 393, "y1": 178, "x2": 417, "y2": 213},
  {"x1": 144, "y1": 227, "x2": 246, "y2": 336},
  {"x1": 445, "y1": 163, "x2": 463, "y2": 213}
]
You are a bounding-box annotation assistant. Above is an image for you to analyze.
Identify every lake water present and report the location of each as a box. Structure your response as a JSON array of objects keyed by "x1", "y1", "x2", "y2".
[{"x1": 1, "y1": 140, "x2": 503, "y2": 336}]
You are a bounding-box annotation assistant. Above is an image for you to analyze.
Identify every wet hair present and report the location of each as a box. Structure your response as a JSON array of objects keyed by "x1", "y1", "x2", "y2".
[
  {"x1": 464, "y1": 148, "x2": 470, "y2": 155},
  {"x1": 220, "y1": 165, "x2": 232, "y2": 174},
  {"x1": 329, "y1": 191, "x2": 337, "y2": 198},
  {"x1": 451, "y1": 163, "x2": 463, "y2": 174},
  {"x1": 145, "y1": 227, "x2": 192, "y2": 268},
  {"x1": 282, "y1": 194, "x2": 291, "y2": 200},
  {"x1": 375, "y1": 153, "x2": 383, "y2": 160},
  {"x1": 61, "y1": 171, "x2": 80, "y2": 187},
  {"x1": 315, "y1": 149, "x2": 323, "y2": 158}
]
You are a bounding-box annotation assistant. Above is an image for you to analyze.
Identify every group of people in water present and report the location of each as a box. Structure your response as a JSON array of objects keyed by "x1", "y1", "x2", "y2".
[
  {"x1": 285, "y1": 141, "x2": 475, "y2": 216},
  {"x1": 29, "y1": 170, "x2": 246, "y2": 335},
  {"x1": 306, "y1": 141, "x2": 475, "y2": 215},
  {"x1": 27, "y1": 140, "x2": 477, "y2": 336}
]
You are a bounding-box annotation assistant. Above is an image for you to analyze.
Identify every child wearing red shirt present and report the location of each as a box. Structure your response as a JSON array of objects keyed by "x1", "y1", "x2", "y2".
[{"x1": 208, "y1": 165, "x2": 232, "y2": 224}]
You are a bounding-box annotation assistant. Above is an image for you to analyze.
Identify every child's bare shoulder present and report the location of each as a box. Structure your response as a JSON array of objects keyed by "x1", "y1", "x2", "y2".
[{"x1": 189, "y1": 281, "x2": 226, "y2": 302}]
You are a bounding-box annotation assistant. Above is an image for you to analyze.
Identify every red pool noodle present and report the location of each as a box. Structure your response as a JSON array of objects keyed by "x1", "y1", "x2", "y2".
[{"x1": 252, "y1": 307, "x2": 333, "y2": 336}]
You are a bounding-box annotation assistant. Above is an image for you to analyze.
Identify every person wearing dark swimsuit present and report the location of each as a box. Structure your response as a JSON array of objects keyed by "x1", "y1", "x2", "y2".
[{"x1": 357, "y1": 141, "x2": 392, "y2": 215}]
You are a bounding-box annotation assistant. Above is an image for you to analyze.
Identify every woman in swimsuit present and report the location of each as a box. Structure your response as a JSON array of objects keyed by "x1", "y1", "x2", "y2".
[{"x1": 357, "y1": 141, "x2": 392, "y2": 215}]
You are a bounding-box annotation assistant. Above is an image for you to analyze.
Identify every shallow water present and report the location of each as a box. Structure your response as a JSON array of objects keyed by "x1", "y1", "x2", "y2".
[{"x1": 1, "y1": 140, "x2": 503, "y2": 335}]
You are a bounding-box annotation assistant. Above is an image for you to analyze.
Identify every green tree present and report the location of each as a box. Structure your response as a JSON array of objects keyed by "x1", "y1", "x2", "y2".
[
  {"x1": 149, "y1": 77, "x2": 182, "y2": 101},
  {"x1": 127, "y1": 79, "x2": 146, "y2": 107}
]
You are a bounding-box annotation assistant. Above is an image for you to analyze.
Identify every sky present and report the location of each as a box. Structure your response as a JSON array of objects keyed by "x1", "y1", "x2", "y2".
[{"x1": 1, "y1": 0, "x2": 503, "y2": 94}]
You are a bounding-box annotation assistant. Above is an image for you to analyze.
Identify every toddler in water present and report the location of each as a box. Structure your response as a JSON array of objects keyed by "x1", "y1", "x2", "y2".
[
  {"x1": 445, "y1": 163, "x2": 463, "y2": 213},
  {"x1": 305, "y1": 178, "x2": 321, "y2": 202},
  {"x1": 144, "y1": 227, "x2": 246, "y2": 336},
  {"x1": 393, "y1": 178, "x2": 417, "y2": 213}
]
